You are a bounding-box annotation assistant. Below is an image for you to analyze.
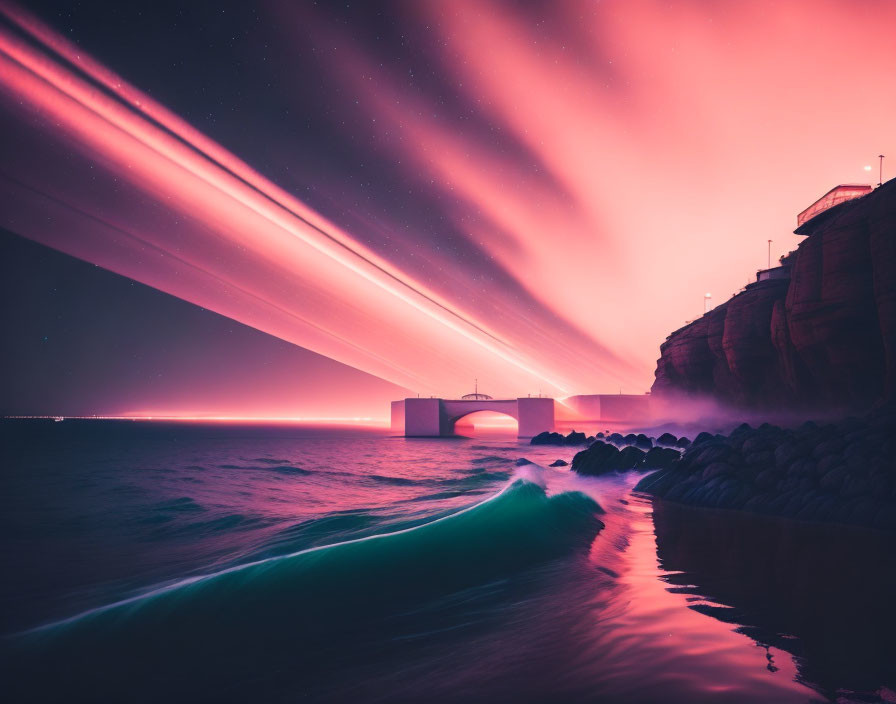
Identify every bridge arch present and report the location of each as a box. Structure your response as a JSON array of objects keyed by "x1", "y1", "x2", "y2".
[
  {"x1": 445, "y1": 407, "x2": 519, "y2": 437},
  {"x1": 392, "y1": 397, "x2": 555, "y2": 439}
]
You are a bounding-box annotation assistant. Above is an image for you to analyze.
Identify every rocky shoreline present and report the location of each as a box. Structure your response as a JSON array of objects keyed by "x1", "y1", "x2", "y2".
[
  {"x1": 634, "y1": 406, "x2": 896, "y2": 531},
  {"x1": 532, "y1": 407, "x2": 896, "y2": 531},
  {"x1": 532, "y1": 429, "x2": 687, "y2": 474}
]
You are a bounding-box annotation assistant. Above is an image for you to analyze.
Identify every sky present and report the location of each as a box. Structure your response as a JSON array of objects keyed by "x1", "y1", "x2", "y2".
[{"x1": 1, "y1": 0, "x2": 894, "y2": 419}]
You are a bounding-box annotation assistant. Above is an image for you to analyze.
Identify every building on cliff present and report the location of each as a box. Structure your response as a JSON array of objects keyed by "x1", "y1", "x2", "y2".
[
  {"x1": 753, "y1": 185, "x2": 873, "y2": 284},
  {"x1": 755, "y1": 250, "x2": 795, "y2": 283},
  {"x1": 796, "y1": 184, "x2": 873, "y2": 228},
  {"x1": 652, "y1": 179, "x2": 895, "y2": 413}
]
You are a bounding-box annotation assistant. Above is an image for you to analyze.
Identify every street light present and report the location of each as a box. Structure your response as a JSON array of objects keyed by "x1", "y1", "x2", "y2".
[
  {"x1": 767, "y1": 239, "x2": 772, "y2": 269},
  {"x1": 704, "y1": 293, "x2": 712, "y2": 314},
  {"x1": 880, "y1": 155, "x2": 886, "y2": 187}
]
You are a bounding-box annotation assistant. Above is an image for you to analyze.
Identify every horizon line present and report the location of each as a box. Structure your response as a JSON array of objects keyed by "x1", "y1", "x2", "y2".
[{"x1": 2, "y1": 415, "x2": 390, "y2": 424}]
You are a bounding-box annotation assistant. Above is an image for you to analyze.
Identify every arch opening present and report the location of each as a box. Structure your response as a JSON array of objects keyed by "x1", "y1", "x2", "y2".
[{"x1": 451, "y1": 410, "x2": 518, "y2": 438}]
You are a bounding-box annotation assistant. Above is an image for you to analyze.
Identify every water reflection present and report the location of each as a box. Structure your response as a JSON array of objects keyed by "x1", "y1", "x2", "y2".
[{"x1": 650, "y1": 498, "x2": 896, "y2": 702}]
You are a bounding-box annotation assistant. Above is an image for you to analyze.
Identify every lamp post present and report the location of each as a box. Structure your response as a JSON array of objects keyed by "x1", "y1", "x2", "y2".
[
  {"x1": 704, "y1": 293, "x2": 712, "y2": 314},
  {"x1": 880, "y1": 155, "x2": 885, "y2": 187},
  {"x1": 767, "y1": 239, "x2": 772, "y2": 269}
]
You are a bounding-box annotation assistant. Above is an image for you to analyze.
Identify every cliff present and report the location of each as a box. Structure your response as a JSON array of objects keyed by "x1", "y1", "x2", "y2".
[{"x1": 653, "y1": 179, "x2": 896, "y2": 413}]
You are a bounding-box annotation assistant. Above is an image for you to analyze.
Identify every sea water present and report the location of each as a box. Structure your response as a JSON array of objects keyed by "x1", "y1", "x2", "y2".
[{"x1": 1, "y1": 420, "x2": 894, "y2": 703}]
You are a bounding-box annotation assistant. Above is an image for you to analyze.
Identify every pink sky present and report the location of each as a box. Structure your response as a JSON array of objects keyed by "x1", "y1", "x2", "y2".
[{"x1": 0, "y1": 0, "x2": 894, "y2": 417}]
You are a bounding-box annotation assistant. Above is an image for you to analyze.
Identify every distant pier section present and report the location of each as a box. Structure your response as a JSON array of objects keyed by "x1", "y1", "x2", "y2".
[{"x1": 391, "y1": 393, "x2": 651, "y2": 438}]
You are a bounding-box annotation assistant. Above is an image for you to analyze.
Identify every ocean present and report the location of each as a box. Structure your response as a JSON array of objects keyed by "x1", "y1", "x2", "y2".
[{"x1": 1, "y1": 420, "x2": 894, "y2": 703}]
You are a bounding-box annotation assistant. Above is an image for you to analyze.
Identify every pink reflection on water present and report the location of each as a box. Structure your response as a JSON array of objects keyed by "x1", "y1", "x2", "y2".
[{"x1": 573, "y1": 476, "x2": 814, "y2": 702}]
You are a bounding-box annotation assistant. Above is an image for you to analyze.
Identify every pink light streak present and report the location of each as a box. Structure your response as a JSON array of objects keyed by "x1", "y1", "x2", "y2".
[
  {"x1": 2, "y1": 0, "x2": 894, "y2": 412},
  {"x1": 0, "y1": 1, "x2": 635, "y2": 399},
  {"x1": 271, "y1": 0, "x2": 896, "y2": 378}
]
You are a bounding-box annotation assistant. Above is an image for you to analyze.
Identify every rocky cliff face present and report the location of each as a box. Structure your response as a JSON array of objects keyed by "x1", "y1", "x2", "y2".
[{"x1": 653, "y1": 180, "x2": 896, "y2": 412}]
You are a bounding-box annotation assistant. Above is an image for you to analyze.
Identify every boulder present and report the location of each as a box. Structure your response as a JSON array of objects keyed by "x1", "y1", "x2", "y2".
[
  {"x1": 565, "y1": 431, "x2": 588, "y2": 445},
  {"x1": 609, "y1": 446, "x2": 647, "y2": 470},
  {"x1": 634, "y1": 433, "x2": 653, "y2": 450},
  {"x1": 690, "y1": 441, "x2": 732, "y2": 466},
  {"x1": 657, "y1": 432, "x2": 679, "y2": 447},
  {"x1": 754, "y1": 469, "x2": 779, "y2": 490},
  {"x1": 571, "y1": 441, "x2": 620, "y2": 476},
  {"x1": 692, "y1": 431, "x2": 716, "y2": 446},
  {"x1": 702, "y1": 462, "x2": 735, "y2": 481},
  {"x1": 641, "y1": 447, "x2": 681, "y2": 469},
  {"x1": 530, "y1": 430, "x2": 589, "y2": 446},
  {"x1": 530, "y1": 431, "x2": 562, "y2": 445}
]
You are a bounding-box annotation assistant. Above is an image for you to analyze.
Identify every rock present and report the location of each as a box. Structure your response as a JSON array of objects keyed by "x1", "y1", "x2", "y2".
[
  {"x1": 816, "y1": 453, "x2": 842, "y2": 476},
  {"x1": 819, "y1": 465, "x2": 848, "y2": 492},
  {"x1": 657, "y1": 432, "x2": 679, "y2": 447},
  {"x1": 530, "y1": 431, "x2": 562, "y2": 445},
  {"x1": 634, "y1": 433, "x2": 653, "y2": 450},
  {"x1": 692, "y1": 432, "x2": 716, "y2": 446},
  {"x1": 744, "y1": 450, "x2": 774, "y2": 467},
  {"x1": 812, "y1": 438, "x2": 845, "y2": 459},
  {"x1": 571, "y1": 441, "x2": 656, "y2": 475},
  {"x1": 515, "y1": 458, "x2": 535, "y2": 466},
  {"x1": 702, "y1": 462, "x2": 735, "y2": 481},
  {"x1": 675, "y1": 436, "x2": 691, "y2": 449},
  {"x1": 742, "y1": 435, "x2": 773, "y2": 454},
  {"x1": 607, "y1": 433, "x2": 624, "y2": 446},
  {"x1": 690, "y1": 441, "x2": 732, "y2": 466},
  {"x1": 610, "y1": 446, "x2": 646, "y2": 470},
  {"x1": 774, "y1": 441, "x2": 807, "y2": 468},
  {"x1": 530, "y1": 430, "x2": 589, "y2": 446},
  {"x1": 786, "y1": 457, "x2": 816, "y2": 477},
  {"x1": 754, "y1": 469, "x2": 779, "y2": 490},
  {"x1": 571, "y1": 441, "x2": 620, "y2": 476},
  {"x1": 641, "y1": 447, "x2": 681, "y2": 469},
  {"x1": 565, "y1": 431, "x2": 588, "y2": 445},
  {"x1": 549, "y1": 459, "x2": 568, "y2": 467},
  {"x1": 841, "y1": 476, "x2": 871, "y2": 498}
]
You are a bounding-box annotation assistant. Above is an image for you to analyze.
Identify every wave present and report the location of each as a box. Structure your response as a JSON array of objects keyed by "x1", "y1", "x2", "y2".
[
  {"x1": 255, "y1": 510, "x2": 385, "y2": 556},
  {"x1": 6, "y1": 478, "x2": 604, "y2": 700},
  {"x1": 470, "y1": 455, "x2": 512, "y2": 465},
  {"x1": 152, "y1": 496, "x2": 204, "y2": 512},
  {"x1": 399, "y1": 488, "x2": 493, "y2": 503},
  {"x1": 440, "y1": 470, "x2": 512, "y2": 486},
  {"x1": 148, "y1": 513, "x2": 268, "y2": 538},
  {"x1": 217, "y1": 463, "x2": 311, "y2": 474},
  {"x1": 38, "y1": 477, "x2": 603, "y2": 631},
  {"x1": 265, "y1": 465, "x2": 312, "y2": 475},
  {"x1": 367, "y1": 473, "x2": 420, "y2": 485}
]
